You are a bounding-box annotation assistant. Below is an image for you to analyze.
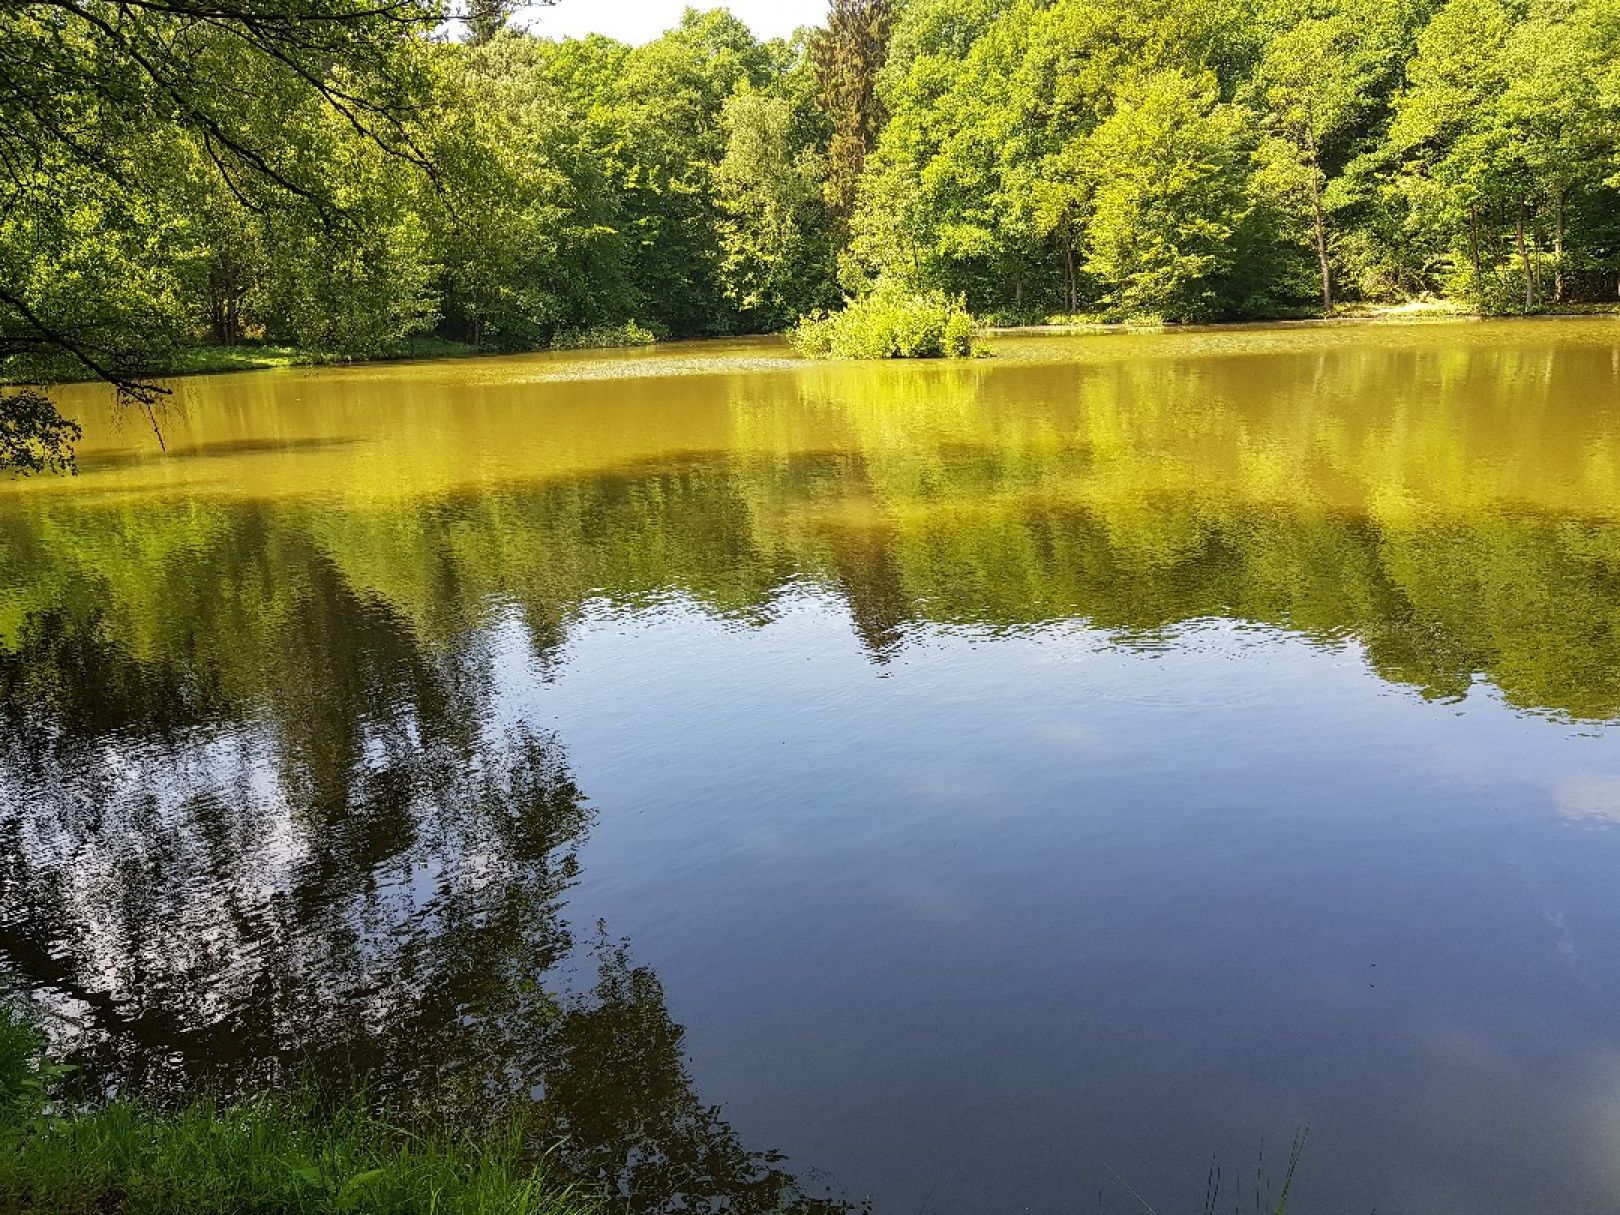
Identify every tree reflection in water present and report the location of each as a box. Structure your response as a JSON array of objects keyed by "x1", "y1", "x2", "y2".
[{"x1": 0, "y1": 544, "x2": 844, "y2": 1215}]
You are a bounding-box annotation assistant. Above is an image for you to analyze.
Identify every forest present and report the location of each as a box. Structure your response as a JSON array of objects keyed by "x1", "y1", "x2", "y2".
[{"x1": 5, "y1": 0, "x2": 1620, "y2": 469}]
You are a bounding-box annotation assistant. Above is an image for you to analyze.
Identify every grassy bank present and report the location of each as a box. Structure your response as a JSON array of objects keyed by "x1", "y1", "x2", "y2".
[
  {"x1": 1007, "y1": 299, "x2": 1620, "y2": 333},
  {"x1": 156, "y1": 336, "x2": 482, "y2": 377},
  {"x1": 0, "y1": 1006, "x2": 593, "y2": 1215},
  {"x1": 153, "y1": 321, "x2": 661, "y2": 378},
  {"x1": 8, "y1": 323, "x2": 664, "y2": 387}
]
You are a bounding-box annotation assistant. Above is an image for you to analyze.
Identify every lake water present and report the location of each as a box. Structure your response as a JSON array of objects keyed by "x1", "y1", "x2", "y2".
[{"x1": 5, "y1": 320, "x2": 1620, "y2": 1213}]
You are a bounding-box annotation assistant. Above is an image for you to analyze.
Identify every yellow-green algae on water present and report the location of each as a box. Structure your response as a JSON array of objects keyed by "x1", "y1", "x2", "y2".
[{"x1": 8, "y1": 318, "x2": 1620, "y2": 719}]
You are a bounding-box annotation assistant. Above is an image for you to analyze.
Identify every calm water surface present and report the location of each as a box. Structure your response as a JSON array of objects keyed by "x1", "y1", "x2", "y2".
[{"x1": 6, "y1": 321, "x2": 1620, "y2": 1213}]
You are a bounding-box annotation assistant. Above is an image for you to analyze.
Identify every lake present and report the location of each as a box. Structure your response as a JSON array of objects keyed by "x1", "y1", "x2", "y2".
[{"x1": 5, "y1": 319, "x2": 1620, "y2": 1213}]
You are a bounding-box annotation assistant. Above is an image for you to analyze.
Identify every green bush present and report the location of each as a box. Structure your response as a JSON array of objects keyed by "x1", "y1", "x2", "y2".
[
  {"x1": 791, "y1": 287, "x2": 979, "y2": 359},
  {"x1": 0, "y1": 1002, "x2": 46, "y2": 1110},
  {"x1": 1462, "y1": 265, "x2": 1540, "y2": 316},
  {"x1": 548, "y1": 321, "x2": 659, "y2": 351}
]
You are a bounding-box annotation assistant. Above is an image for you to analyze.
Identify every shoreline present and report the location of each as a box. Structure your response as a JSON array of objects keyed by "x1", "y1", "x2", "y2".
[
  {"x1": 16, "y1": 304, "x2": 1620, "y2": 391},
  {"x1": 987, "y1": 302, "x2": 1620, "y2": 336}
]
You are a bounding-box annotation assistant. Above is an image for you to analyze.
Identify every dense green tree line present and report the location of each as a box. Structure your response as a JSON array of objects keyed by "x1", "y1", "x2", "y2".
[
  {"x1": 0, "y1": 0, "x2": 448, "y2": 466},
  {"x1": 8, "y1": 0, "x2": 1620, "y2": 468},
  {"x1": 0, "y1": 0, "x2": 844, "y2": 368},
  {"x1": 854, "y1": 0, "x2": 1620, "y2": 322},
  {"x1": 0, "y1": 1, "x2": 845, "y2": 470}
]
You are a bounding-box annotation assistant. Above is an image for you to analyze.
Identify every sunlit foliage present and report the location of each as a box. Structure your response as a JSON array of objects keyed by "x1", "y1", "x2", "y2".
[{"x1": 9, "y1": 0, "x2": 1620, "y2": 464}]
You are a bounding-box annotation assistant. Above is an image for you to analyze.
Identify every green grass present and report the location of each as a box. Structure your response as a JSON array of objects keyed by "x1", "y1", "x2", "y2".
[
  {"x1": 1029, "y1": 298, "x2": 1620, "y2": 329},
  {"x1": 156, "y1": 336, "x2": 483, "y2": 377},
  {"x1": 0, "y1": 1005, "x2": 596, "y2": 1215},
  {"x1": 170, "y1": 324, "x2": 661, "y2": 377}
]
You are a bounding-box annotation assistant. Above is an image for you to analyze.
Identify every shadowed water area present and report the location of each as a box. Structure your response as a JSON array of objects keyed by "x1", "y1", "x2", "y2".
[{"x1": 5, "y1": 320, "x2": 1620, "y2": 1212}]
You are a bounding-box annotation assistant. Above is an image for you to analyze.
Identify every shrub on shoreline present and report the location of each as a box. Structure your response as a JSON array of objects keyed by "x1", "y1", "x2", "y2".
[
  {"x1": 0, "y1": 1004, "x2": 592, "y2": 1215},
  {"x1": 791, "y1": 288, "x2": 979, "y2": 359},
  {"x1": 549, "y1": 322, "x2": 659, "y2": 351}
]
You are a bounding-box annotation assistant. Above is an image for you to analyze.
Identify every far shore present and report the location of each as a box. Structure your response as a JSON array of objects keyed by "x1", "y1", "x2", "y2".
[
  {"x1": 19, "y1": 302, "x2": 1620, "y2": 390},
  {"x1": 987, "y1": 300, "x2": 1620, "y2": 335}
]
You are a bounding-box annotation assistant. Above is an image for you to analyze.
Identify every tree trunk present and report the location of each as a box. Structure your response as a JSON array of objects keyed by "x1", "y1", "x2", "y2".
[
  {"x1": 1060, "y1": 224, "x2": 1076, "y2": 316},
  {"x1": 209, "y1": 252, "x2": 244, "y2": 345},
  {"x1": 1517, "y1": 200, "x2": 1535, "y2": 311},
  {"x1": 1468, "y1": 205, "x2": 1483, "y2": 288},
  {"x1": 1308, "y1": 160, "x2": 1332, "y2": 314},
  {"x1": 1553, "y1": 190, "x2": 1565, "y2": 303}
]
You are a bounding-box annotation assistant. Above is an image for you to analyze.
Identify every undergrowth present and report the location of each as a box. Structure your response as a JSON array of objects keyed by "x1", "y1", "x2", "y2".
[
  {"x1": 0, "y1": 1003, "x2": 593, "y2": 1215},
  {"x1": 791, "y1": 286, "x2": 979, "y2": 359}
]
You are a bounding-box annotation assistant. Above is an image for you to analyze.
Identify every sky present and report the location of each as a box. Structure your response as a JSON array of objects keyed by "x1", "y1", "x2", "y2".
[{"x1": 518, "y1": 0, "x2": 830, "y2": 43}]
